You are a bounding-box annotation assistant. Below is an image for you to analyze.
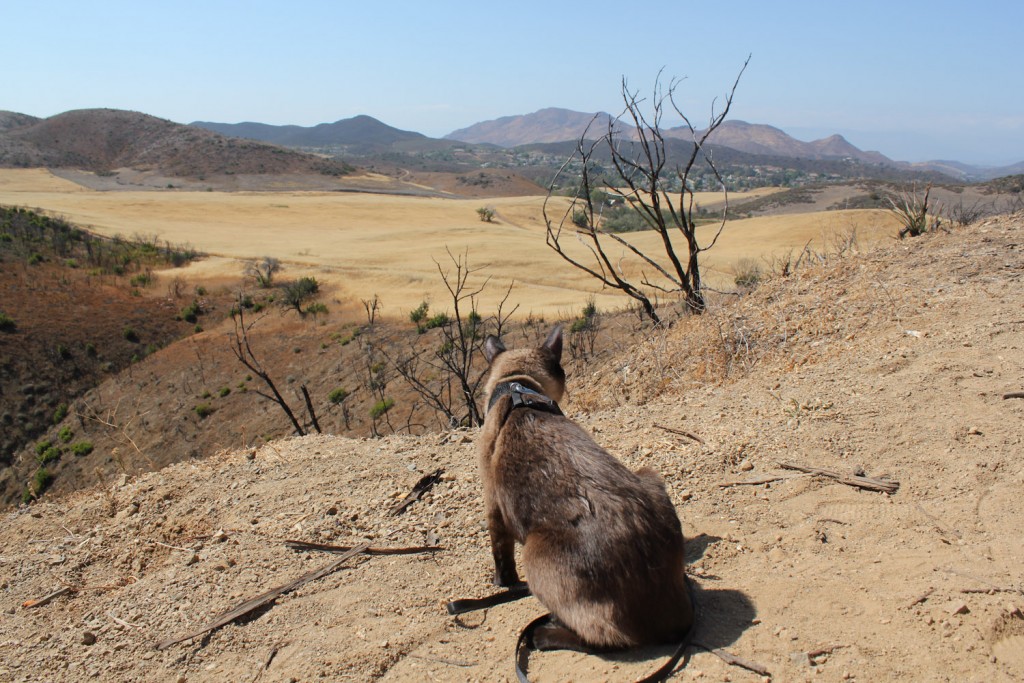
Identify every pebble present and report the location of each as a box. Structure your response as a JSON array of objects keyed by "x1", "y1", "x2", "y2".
[{"x1": 81, "y1": 631, "x2": 96, "y2": 646}]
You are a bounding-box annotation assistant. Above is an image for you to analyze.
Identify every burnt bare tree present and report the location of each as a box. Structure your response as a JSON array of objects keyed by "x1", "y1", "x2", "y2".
[
  {"x1": 245, "y1": 256, "x2": 281, "y2": 288},
  {"x1": 228, "y1": 299, "x2": 321, "y2": 436},
  {"x1": 544, "y1": 58, "x2": 750, "y2": 322},
  {"x1": 388, "y1": 249, "x2": 517, "y2": 428}
]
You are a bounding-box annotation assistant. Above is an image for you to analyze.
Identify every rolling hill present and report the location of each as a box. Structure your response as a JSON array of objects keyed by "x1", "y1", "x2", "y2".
[
  {"x1": 0, "y1": 109, "x2": 353, "y2": 177},
  {"x1": 191, "y1": 115, "x2": 441, "y2": 154}
]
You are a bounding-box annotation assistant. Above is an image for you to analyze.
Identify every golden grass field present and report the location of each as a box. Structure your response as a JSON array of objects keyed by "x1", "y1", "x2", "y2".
[{"x1": 0, "y1": 169, "x2": 901, "y2": 318}]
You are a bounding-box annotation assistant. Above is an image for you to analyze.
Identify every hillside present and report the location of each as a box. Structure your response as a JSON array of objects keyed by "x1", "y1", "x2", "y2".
[
  {"x1": 0, "y1": 109, "x2": 353, "y2": 179},
  {"x1": 191, "y1": 115, "x2": 439, "y2": 155},
  {"x1": 1, "y1": 213, "x2": 1021, "y2": 681},
  {"x1": 444, "y1": 107, "x2": 625, "y2": 147},
  {"x1": 670, "y1": 120, "x2": 893, "y2": 165}
]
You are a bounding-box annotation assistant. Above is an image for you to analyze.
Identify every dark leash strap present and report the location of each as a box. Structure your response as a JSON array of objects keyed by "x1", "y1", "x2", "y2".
[
  {"x1": 514, "y1": 612, "x2": 693, "y2": 683},
  {"x1": 450, "y1": 579, "x2": 696, "y2": 683},
  {"x1": 446, "y1": 583, "x2": 531, "y2": 615}
]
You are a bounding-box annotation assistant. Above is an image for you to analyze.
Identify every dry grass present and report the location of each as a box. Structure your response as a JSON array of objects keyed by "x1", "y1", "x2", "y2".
[{"x1": 0, "y1": 169, "x2": 900, "y2": 318}]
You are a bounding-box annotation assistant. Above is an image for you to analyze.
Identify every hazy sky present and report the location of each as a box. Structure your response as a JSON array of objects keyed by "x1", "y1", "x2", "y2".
[{"x1": 3, "y1": 1, "x2": 1021, "y2": 165}]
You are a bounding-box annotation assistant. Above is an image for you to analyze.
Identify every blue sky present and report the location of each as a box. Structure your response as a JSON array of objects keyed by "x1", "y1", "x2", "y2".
[{"x1": 3, "y1": 1, "x2": 1021, "y2": 165}]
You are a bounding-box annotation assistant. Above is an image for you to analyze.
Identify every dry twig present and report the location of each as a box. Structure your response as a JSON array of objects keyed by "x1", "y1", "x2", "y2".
[
  {"x1": 284, "y1": 540, "x2": 441, "y2": 555},
  {"x1": 777, "y1": 461, "x2": 899, "y2": 494},
  {"x1": 654, "y1": 424, "x2": 705, "y2": 445},
  {"x1": 904, "y1": 587, "x2": 936, "y2": 609},
  {"x1": 717, "y1": 473, "x2": 805, "y2": 488},
  {"x1": 22, "y1": 586, "x2": 72, "y2": 609},
  {"x1": 390, "y1": 468, "x2": 445, "y2": 515},
  {"x1": 156, "y1": 542, "x2": 370, "y2": 649}
]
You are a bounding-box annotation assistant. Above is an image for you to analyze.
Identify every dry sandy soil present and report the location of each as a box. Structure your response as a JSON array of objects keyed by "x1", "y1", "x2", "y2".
[
  {"x1": 0, "y1": 169, "x2": 900, "y2": 317},
  {"x1": 1, "y1": 213, "x2": 1021, "y2": 682}
]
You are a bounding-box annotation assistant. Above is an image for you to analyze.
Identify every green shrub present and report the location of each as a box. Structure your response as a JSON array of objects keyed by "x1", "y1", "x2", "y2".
[
  {"x1": 123, "y1": 327, "x2": 139, "y2": 343},
  {"x1": 0, "y1": 312, "x2": 16, "y2": 332},
  {"x1": 35, "y1": 440, "x2": 52, "y2": 456},
  {"x1": 369, "y1": 398, "x2": 395, "y2": 419},
  {"x1": 179, "y1": 300, "x2": 201, "y2": 323},
  {"x1": 53, "y1": 403, "x2": 68, "y2": 424},
  {"x1": 328, "y1": 387, "x2": 348, "y2": 404},
  {"x1": 65, "y1": 258, "x2": 79, "y2": 268},
  {"x1": 37, "y1": 446, "x2": 60, "y2": 465},
  {"x1": 218, "y1": 386, "x2": 231, "y2": 397},
  {"x1": 58, "y1": 426, "x2": 73, "y2": 443},
  {"x1": 476, "y1": 207, "x2": 495, "y2": 222},
  {"x1": 84, "y1": 342, "x2": 97, "y2": 357},
  {"x1": 409, "y1": 301, "x2": 429, "y2": 324},
  {"x1": 33, "y1": 467, "x2": 54, "y2": 491},
  {"x1": 306, "y1": 302, "x2": 328, "y2": 316},
  {"x1": 130, "y1": 272, "x2": 153, "y2": 287},
  {"x1": 70, "y1": 441, "x2": 94, "y2": 456},
  {"x1": 194, "y1": 403, "x2": 214, "y2": 419}
]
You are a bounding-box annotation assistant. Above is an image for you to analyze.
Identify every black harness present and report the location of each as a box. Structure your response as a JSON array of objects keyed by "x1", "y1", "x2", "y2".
[
  {"x1": 447, "y1": 380, "x2": 694, "y2": 682},
  {"x1": 486, "y1": 380, "x2": 564, "y2": 416}
]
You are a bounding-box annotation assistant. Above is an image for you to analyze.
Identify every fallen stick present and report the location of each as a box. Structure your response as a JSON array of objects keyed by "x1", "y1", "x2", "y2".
[
  {"x1": 777, "y1": 461, "x2": 899, "y2": 494},
  {"x1": 961, "y1": 587, "x2": 1023, "y2": 595},
  {"x1": 700, "y1": 645, "x2": 771, "y2": 677},
  {"x1": 156, "y1": 542, "x2": 370, "y2": 650},
  {"x1": 1004, "y1": 392, "x2": 1024, "y2": 400},
  {"x1": 390, "y1": 468, "x2": 445, "y2": 516},
  {"x1": 914, "y1": 503, "x2": 962, "y2": 539},
  {"x1": 654, "y1": 424, "x2": 705, "y2": 445},
  {"x1": 904, "y1": 587, "x2": 935, "y2": 609},
  {"x1": 284, "y1": 540, "x2": 441, "y2": 555},
  {"x1": 717, "y1": 473, "x2": 805, "y2": 488},
  {"x1": 22, "y1": 586, "x2": 71, "y2": 609}
]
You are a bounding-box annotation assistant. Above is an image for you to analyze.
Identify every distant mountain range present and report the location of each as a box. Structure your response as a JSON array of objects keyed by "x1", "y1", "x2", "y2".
[
  {"x1": 2, "y1": 107, "x2": 1021, "y2": 183},
  {"x1": 444, "y1": 108, "x2": 1023, "y2": 180}
]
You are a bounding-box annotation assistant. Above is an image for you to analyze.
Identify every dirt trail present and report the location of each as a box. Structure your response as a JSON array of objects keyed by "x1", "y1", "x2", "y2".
[{"x1": 1, "y1": 214, "x2": 1022, "y2": 682}]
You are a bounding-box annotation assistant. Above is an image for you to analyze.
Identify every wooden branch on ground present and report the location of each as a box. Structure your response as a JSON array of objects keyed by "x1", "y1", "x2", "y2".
[
  {"x1": 22, "y1": 586, "x2": 72, "y2": 609},
  {"x1": 904, "y1": 587, "x2": 935, "y2": 609},
  {"x1": 1004, "y1": 391, "x2": 1024, "y2": 400},
  {"x1": 777, "y1": 461, "x2": 899, "y2": 494},
  {"x1": 155, "y1": 542, "x2": 370, "y2": 650},
  {"x1": 700, "y1": 645, "x2": 771, "y2": 677},
  {"x1": 961, "y1": 586, "x2": 1023, "y2": 595},
  {"x1": 654, "y1": 424, "x2": 705, "y2": 444},
  {"x1": 718, "y1": 473, "x2": 806, "y2": 488},
  {"x1": 390, "y1": 468, "x2": 445, "y2": 515},
  {"x1": 914, "y1": 503, "x2": 962, "y2": 539},
  {"x1": 284, "y1": 540, "x2": 442, "y2": 555}
]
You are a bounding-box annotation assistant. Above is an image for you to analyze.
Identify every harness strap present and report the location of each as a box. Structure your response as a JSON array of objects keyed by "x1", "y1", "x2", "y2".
[{"x1": 487, "y1": 380, "x2": 563, "y2": 416}]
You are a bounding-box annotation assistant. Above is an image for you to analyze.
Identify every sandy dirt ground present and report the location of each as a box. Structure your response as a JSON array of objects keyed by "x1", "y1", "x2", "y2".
[
  {"x1": 1, "y1": 213, "x2": 1021, "y2": 682},
  {"x1": 0, "y1": 170, "x2": 899, "y2": 318}
]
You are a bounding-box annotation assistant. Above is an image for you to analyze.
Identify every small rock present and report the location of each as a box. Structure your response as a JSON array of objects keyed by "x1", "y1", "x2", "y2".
[
  {"x1": 81, "y1": 631, "x2": 96, "y2": 646},
  {"x1": 739, "y1": 460, "x2": 754, "y2": 472},
  {"x1": 789, "y1": 651, "x2": 811, "y2": 666},
  {"x1": 184, "y1": 553, "x2": 199, "y2": 566},
  {"x1": 679, "y1": 490, "x2": 692, "y2": 501}
]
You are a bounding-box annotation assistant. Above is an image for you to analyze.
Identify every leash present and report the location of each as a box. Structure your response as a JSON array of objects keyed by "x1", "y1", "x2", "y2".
[{"x1": 448, "y1": 579, "x2": 696, "y2": 683}]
